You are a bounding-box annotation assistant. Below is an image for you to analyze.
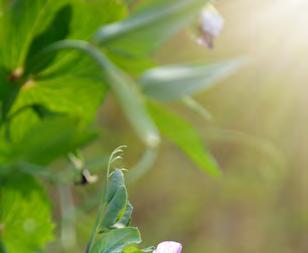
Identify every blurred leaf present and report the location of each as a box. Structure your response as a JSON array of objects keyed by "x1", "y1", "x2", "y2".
[
  {"x1": 24, "y1": 4, "x2": 72, "y2": 74},
  {"x1": 93, "y1": 0, "x2": 208, "y2": 56},
  {"x1": 0, "y1": 68, "x2": 19, "y2": 119},
  {"x1": 123, "y1": 245, "x2": 154, "y2": 253},
  {"x1": 0, "y1": 0, "x2": 68, "y2": 69},
  {"x1": 140, "y1": 59, "x2": 243, "y2": 101},
  {"x1": 13, "y1": 75, "x2": 108, "y2": 123},
  {"x1": 34, "y1": 40, "x2": 160, "y2": 146},
  {"x1": 9, "y1": 116, "x2": 96, "y2": 165},
  {"x1": 40, "y1": 0, "x2": 127, "y2": 77},
  {"x1": 91, "y1": 49, "x2": 160, "y2": 147},
  {"x1": 182, "y1": 97, "x2": 212, "y2": 121},
  {"x1": 147, "y1": 101, "x2": 221, "y2": 177},
  {"x1": 0, "y1": 173, "x2": 54, "y2": 253},
  {"x1": 123, "y1": 246, "x2": 142, "y2": 253},
  {"x1": 91, "y1": 227, "x2": 141, "y2": 253}
]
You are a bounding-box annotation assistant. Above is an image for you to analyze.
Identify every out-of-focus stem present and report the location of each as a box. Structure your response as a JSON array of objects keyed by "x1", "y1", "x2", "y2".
[{"x1": 57, "y1": 184, "x2": 77, "y2": 252}]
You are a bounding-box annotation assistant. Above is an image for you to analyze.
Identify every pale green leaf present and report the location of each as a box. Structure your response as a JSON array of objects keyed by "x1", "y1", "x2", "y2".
[
  {"x1": 140, "y1": 59, "x2": 243, "y2": 101},
  {"x1": 147, "y1": 101, "x2": 221, "y2": 176},
  {"x1": 93, "y1": 0, "x2": 208, "y2": 56}
]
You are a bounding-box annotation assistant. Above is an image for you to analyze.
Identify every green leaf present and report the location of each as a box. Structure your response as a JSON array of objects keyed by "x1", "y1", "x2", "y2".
[
  {"x1": 123, "y1": 245, "x2": 154, "y2": 253},
  {"x1": 13, "y1": 75, "x2": 108, "y2": 123},
  {"x1": 123, "y1": 246, "x2": 142, "y2": 253},
  {"x1": 99, "y1": 53, "x2": 160, "y2": 147},
  {"x1": 99, "y1": 170, "x2": 129, "y2": 230},
  {"x1": 91, "y1": 227, "x2": 141, "y2": 253},
  {"x1": 24, "y1": 4, "x2": 73, "y2": 74},
  {"x1": 9, "y1": 116, "x2": 96, "y2": 165},
  {"x1": 140, "y1": 59, "x2": 244, "y2": 101},
  {"x1": 147, "y1": 101, "x2": 221, "y2": 177},
  {"x1": 40, "y1": 0, "x2": 127, "y2": 77},
  {"x1": 93, "y1": 0, "x2": 208, "y2": 56},
  {"x1": 0, "y1": 173, "x2": 54, "y2": 253},
  {"x1": 105, "y1": 170, "x2": 125, "y2": 203},
  {"x1": 101, "y1": 186, "x2": 128, "y2": 230},
  {"x1": 0, "y1": 0, "x2": 68, "y2": 69},
  {"x1": 55, "y1": 45, "x2": 160, "y2": 148},
  {"x1": 117, "y1": 202, "x2": 133, "y2": 227}
]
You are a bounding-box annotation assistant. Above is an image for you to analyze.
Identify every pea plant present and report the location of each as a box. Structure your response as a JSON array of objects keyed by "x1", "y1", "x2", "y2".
[{"x1": 0, "y1": 0, "x2": 241, "y2": 252}]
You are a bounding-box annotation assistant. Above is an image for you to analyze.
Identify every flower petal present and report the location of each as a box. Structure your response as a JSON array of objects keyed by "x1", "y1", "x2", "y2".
[{"x1": 153, "y1": 241, "x2": 182, "y2": 253}]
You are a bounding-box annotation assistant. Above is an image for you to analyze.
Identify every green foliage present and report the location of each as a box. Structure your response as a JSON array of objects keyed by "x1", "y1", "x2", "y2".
[
  {"x1": 148, "y1": 101, "x2": 221, "y2": 177},
  {"x1": 0, "y1": 0, "x2": 237, "y2": 252},
  {"x1": 93, "y1": 0, "x2": 209, "y2": 56},
  {"x1": 140, "y1": 59, "x2": 243, "y2": 101},
  {"x1": 87, "y1": 169, "x2": 141, "y2": 253},
  {"x1": 9, "y1": 116, "x2": 96, "y2": 166},
  {"x1": 0, "y1": 174, "x2": 54, "y2": 253},
  {"x1": 91, "y1": 227, "x2": 141, "y2": 253}
]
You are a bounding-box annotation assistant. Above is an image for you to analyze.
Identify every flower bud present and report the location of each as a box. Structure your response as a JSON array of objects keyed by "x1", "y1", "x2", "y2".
[
  {"x1": 197, "y1": 6, "x2": 224, "y2": 48},
  {"x1": 153, "y1": 241, "x2": 182, "y2": 253}
]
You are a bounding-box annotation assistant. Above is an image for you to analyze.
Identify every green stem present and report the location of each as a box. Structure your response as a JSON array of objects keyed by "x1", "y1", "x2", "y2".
[
  {"x1": 35, "y1": 40, "x2": 160, "y2": 148},
  {"x1": 57, "y1": 184, "x2": 77, "y2": 252}
]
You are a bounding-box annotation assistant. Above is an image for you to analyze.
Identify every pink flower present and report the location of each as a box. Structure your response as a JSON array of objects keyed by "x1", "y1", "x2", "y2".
[{"x1": 153, "y1": 241, "x2": 182, "y2": 253}]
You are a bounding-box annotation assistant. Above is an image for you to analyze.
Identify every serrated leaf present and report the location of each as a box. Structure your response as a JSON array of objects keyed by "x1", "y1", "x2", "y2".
[
  {"x1": 91, "y1": 227, "x2": 141, "y2": 253},
  {"x1": 0, "y1": 173, "x2": 54, "y2": 253},
  {"x1": 140, "y1": 59, "x2": 243, "y2": 101},
  {"x1": 93, "y1": 0, "x2": 208, "y2": 56},
  {"x1": 147, "y1": 101, "x2": 221, "y2": 177}
]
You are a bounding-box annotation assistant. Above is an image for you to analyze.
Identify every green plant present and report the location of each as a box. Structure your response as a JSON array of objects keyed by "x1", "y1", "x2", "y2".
[{"x1": 0, "y1": 0, "x2": 241, "y2": 252}]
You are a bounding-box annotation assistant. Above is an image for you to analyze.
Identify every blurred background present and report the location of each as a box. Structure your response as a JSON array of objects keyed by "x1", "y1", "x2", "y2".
[{"x1": 47, "y1": 0, "x2": 308, "y2": 252}]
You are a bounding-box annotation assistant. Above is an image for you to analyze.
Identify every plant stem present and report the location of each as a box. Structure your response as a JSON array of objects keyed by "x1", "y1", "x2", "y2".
[
  {"x1": 57, "y1": 184, "x2": 77, "y2": 252},
  {"x1": 35, "y1": 39, "x2": 160, "y2": 148}
]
